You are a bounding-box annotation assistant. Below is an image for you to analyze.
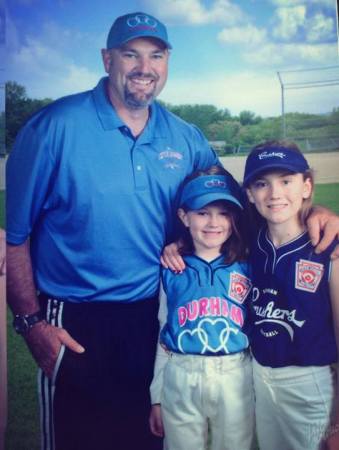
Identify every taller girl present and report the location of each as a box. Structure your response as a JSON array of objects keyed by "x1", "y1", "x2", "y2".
[{"x1": 244, "y1": 140, "x2": 339, "y2": 450}]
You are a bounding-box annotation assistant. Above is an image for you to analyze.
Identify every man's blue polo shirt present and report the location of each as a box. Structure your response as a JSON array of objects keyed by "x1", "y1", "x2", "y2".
[{"x1": 6, "y1": 77, "x2": 218, "y2": 302}]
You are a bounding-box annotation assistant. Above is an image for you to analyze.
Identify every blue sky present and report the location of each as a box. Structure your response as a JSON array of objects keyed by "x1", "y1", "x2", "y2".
[{"x1": 2, "y1": 0, "x2": 339, "y2": 117}]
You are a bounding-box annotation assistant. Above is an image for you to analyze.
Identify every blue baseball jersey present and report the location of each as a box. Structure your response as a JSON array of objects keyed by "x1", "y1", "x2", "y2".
[
  {"x1": 160, "y1": 254, "x2": 252, "y2": 355},
  {"x1": 250, "y1": 227, "x2": 337, "y2": 367},
  {"x1": 6, "y1": 77, "x2": 218, "y2": 302}
]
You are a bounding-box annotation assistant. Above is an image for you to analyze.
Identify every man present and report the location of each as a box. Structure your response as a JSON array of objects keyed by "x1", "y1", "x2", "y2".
[
  {"x1": 6, "y1": 12, "x2": 220, "y2": 450},
  {"x1": 6, "y1": 11, "x2": 339, "y2": 450}
]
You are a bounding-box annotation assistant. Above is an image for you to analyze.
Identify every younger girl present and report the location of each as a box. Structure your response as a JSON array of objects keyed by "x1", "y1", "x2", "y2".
[
  {"x1": 149, "y1": 166, "x2": 255, "y2": 450},
  {"x1": 244, "y1": 140, "x2": 339, "y2": 450}
]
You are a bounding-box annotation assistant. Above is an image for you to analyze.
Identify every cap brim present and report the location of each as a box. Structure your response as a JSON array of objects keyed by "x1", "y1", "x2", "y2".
[
  {"x1": 186, "y1": 193, "x2": 243, "y2": 210},
  {"x1": 244, "y1": 163, "x2": 301, "y2": 186}
]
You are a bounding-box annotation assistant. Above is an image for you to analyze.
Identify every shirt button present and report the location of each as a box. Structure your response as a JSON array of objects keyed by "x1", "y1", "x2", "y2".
[{"x1": 136, "y1": 165, "x2": 142, "y2": 171}]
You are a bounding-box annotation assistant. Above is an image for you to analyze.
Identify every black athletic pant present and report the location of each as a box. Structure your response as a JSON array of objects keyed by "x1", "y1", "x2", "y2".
[{"x1": 39, "y1": 294, "x2": 163, "y2": 450}]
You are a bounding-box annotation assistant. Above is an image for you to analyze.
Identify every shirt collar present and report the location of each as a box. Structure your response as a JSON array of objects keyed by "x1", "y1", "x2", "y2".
[{"x1": 92, "y1": 77, "x2": 166, "y2": 141}]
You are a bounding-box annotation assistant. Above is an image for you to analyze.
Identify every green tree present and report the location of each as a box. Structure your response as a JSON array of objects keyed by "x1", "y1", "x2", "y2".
[
  {"x1": 238, "y1": 110, "x2": 262, "y2": 126},
  {"x1": 167, "y1": 104, "x2": 231, "y2": 136},
  {"x1": 207, "y1": 120, "x2": 241, "y2": 143},
  {"x1": 6, "y1": 81, "x2": 52, "y2": 151}
]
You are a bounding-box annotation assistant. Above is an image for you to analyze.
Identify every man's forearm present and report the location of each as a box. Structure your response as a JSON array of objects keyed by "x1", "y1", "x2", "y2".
[{"x1": 6, "y1": 240, "x2": 40, "y2": 314}]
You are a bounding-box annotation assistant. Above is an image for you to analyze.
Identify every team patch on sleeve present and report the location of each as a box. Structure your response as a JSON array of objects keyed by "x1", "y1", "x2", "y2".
[
  {"x1": 228, "y1": 272, "x2": 252, "y2": 304},
  {"x1": 295, "y1": 259, "x2": 324, "y2": 293}
]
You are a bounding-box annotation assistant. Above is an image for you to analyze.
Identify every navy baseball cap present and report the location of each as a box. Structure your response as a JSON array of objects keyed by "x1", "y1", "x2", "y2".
[
  {"x1": 180, "y1": 175, "x2": 243, "y2": 210},
  {"x1": 243, "y1": 146, "x2": 310, "y2": 187},
  {"x1": 106, "y1": 12, "x2": 172, "y2": 49}
]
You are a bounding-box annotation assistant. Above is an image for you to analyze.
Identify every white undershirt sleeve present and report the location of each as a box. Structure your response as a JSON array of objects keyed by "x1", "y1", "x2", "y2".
[{"x1": 150, "y1": 280, "x2": 170, "y2": 404}]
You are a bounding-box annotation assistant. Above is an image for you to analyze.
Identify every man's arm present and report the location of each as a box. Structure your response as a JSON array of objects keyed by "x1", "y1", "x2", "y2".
[
  {"x1": 7, "y1": 241, "x2": 84, "y2": 378},
  {"x1": 307, "y1": 206, "x2": 339, "y2": 258}
]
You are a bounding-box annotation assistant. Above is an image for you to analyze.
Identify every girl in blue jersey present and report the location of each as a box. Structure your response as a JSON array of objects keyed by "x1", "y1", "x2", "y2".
[
  {"x1": 244, "y1": 140, "x2": 339, "y2": 450},
  {"x1": 149, "y1": 166, "x2": 255, "y2": 450}
]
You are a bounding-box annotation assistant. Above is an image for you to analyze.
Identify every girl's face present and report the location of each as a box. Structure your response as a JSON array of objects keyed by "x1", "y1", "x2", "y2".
[
  {"x1": 178, "y1": 202, "x2": 233, "y2": 260},
  {"x1": 246, "y1": 171, "x2": 312, "y2": 227}
]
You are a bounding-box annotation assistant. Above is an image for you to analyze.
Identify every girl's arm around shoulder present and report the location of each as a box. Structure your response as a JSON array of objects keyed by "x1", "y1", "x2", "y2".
[{"x1": 327, "y1": 258, "x2": 339, "y2": 449}]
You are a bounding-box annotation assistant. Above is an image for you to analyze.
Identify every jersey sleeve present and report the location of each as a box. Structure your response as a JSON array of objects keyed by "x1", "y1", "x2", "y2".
[
  {"x1": 6, "y1": 121, "x2": 57, "y2": 245},
  {"x1": 150, "y1": 280, "x2": 170, "y2": 404}
]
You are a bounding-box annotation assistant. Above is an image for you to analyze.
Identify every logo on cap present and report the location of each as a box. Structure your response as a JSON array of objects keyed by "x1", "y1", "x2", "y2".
[
  {"x1": 205, "y1": 179, "x2": 227, "y2": 189},
  {"x1": 258, "y1": 151, "x2": 286, "y2": 160},
  {"x1": 127, "y1": 14, "x2": 157, "y2": 29}
]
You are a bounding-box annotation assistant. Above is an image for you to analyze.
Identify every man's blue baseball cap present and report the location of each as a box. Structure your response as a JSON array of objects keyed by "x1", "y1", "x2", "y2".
[
  {"x1": 243, "y1": 146, "x2": 310, "y2": 187},
  {"x1": 180, "y1": 175, "x2": 243, "y2": 210},
  {"x1": 106, "y1": 12, "x2": 172, "y2": 49}
]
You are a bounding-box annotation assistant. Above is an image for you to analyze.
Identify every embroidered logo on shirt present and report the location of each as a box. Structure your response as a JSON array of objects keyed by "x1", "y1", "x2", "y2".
[
  {"x1": 228, "y1": 272, "x2": 252, "y2": 304},
  {"x1": 295, "y1": 259, "x2": 324, "y2": 293},
  {"x1": 158, "y1": 147, "x2": 183, "y2": 169}
]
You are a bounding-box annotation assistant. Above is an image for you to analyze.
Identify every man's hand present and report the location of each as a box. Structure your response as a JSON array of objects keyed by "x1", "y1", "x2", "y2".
[
  {"x1": 149, "y1": 404, "x2": 164, "y2": 437},
  {"x1": 25, "y1": 321, "x2": 85, "y2": 378},
  {"x1": 307, "y1": 206, "x2": 339, "y2": 258},
  {"x1": 161, "y1": 242, "x2": 186, "y2": 272}
]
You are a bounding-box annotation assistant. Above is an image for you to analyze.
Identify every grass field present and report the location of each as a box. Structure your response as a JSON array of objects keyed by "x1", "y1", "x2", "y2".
[{"x1": 3, "y1": 183, "x2": 339, "y2": 449}]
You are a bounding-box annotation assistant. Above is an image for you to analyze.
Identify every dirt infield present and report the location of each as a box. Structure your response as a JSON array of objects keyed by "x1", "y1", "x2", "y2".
[
  {"x1": 221, "y1": 152, "x2": 339, "y2": 184},
  {"x1": 0, "y1": 153, "x2": 338, "y2": 191}
]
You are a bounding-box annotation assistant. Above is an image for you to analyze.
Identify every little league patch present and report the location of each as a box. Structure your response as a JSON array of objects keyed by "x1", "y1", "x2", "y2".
[
  {"x1": 295, "y1": 259, "x2": 324, "y2": 293},
  {"x1": 228, "y1": 272, "x2": 252, "y2": 304}
]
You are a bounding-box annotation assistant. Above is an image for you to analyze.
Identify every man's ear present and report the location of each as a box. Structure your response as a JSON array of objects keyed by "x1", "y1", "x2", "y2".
[
  {"x1": 101, "y1": 48, "x2": 112, "y2": 73},
  {"x1": 177, "y1": 208, "x2": 189, "y2": 227}
]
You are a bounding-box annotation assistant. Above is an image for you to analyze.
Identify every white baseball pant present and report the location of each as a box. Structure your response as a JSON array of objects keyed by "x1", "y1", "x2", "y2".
[{"x1": 161, "y1": 351, "x2": 255, "y2": 450}]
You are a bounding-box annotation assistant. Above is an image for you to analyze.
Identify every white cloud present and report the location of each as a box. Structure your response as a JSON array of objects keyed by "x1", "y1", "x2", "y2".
[
  {"x1": 161, "y1": 71, "x2": 282, "y2": 116},
  {"x1": 6, "y1": 17, "x2": 101, "y2": 99},
  {"x1": 272, "y1": 5, "x2": 306, "y2": 40},
  {"x1": 218, "y1": 25, "x2": 267, "y2": 47},
  {"x1": 5, "y1": 7, "x2": 104, "y2": 99},
  {"x1": 146, "y1": 0, "x2": 247, "y2": 26},
  {"x1": 243, "y1": 42, "x2": 338, "y2": 67},
  {"x1": 306, "y1": 13, "x2": 334, "y2": 42},
  {"x1": 161, "y1": 67, "x2": 339, "y2": 117},
  {"x1": 270, "y1": 0, "x2": 335, "y2": 7}
]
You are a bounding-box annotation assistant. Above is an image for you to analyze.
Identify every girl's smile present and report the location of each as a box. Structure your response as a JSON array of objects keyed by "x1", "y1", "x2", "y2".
[{"x1": 178, "y1": 202, "x2": 233, "y2": 261}]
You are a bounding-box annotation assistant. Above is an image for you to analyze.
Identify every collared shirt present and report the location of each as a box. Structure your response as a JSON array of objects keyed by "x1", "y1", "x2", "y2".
[
  {"x1": 250, "y1": 228, "x2": 337, "y2": 367},
  {"x1": 6, "y1": 77, "x2": 218, "y2": 301},
  {"x1": 161, "y1": 254, "x2": 252, "y2": 355}
]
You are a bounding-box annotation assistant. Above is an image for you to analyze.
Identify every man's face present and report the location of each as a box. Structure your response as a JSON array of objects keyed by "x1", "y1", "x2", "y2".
[{"x1": 102, "y1": 37, "x2": 169, "y2": 110}]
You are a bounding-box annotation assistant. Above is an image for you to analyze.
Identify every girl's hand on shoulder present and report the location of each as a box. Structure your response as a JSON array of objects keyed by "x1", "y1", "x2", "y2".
[{"x1": 149, "y1": 404, "x2": 164, "y2": 437}]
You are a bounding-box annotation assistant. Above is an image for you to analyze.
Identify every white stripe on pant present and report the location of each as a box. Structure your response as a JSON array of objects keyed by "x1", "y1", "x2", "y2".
[
  {"x1": 38, "y1": 298, "x2": 64, "y2": 450},
  {"x1": 253, "y1": 357, "x2": 336, "y2": 450},
  {"x1": 161, "y1": 351, "x2": 255, "y2": 450}
]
